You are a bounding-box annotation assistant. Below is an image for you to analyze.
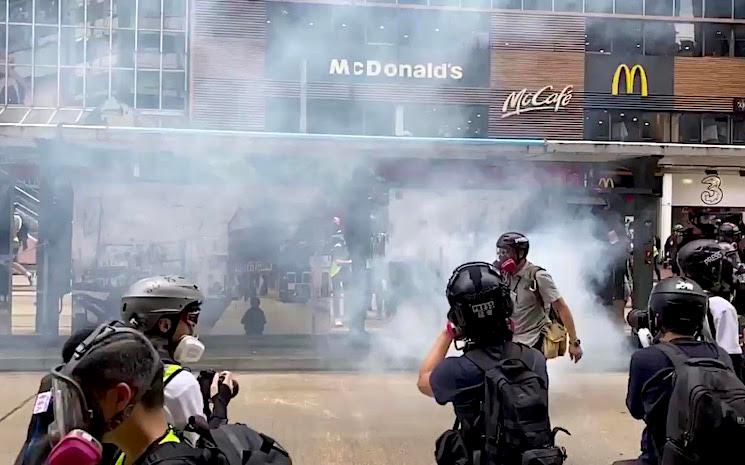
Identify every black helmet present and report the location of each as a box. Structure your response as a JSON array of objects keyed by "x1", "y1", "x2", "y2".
[
  {"x1": 677, "y1": 239, "x2": 733, "y2": 297},
  {"x1": 718, "y1": 222, "x2": 741, "y2": 243},
  {"x1": 649, "y1": 277, "x2": 708, "y2": 336},
  {"x1": 446, "y1": 262, "x2": 513, "y2": 344},
  {"x1": 497, "y1": 232, "x2": 530, "y2": 261},
  {"x1": 121, "y1": 275, "x2": 204, "y2": 333}
]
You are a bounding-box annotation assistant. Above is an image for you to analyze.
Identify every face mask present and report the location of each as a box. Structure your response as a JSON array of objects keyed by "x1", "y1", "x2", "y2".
[
  {"x1": 500, "y1": 258, "x2": 517, "y2": 275},
  {"x1": 48, "y1": 429, "x2": 102, "y2": 465},
  {"x1": 173, "y1": 335, "x2": 205, "y2": 364}
]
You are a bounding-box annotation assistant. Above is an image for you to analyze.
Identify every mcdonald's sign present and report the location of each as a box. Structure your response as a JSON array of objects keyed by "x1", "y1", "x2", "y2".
[
  {"x1": 611, "y1": 64, "x2": 648, "y2": 97},
  {"x1": 598, "y1": 178, "x2": 615, "y2": 189}
]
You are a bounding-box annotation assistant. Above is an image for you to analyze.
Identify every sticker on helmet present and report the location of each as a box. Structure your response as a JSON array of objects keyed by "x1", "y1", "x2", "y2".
[
  {"x1": 675, "y1": 281, "x2": 694, "y2": 291},
  {"x1": 703, "y1": 251, "x2": 723, "y2": 266},
  {"x1": 471, "y1": 301, "x2": 495, "y2": 318}
]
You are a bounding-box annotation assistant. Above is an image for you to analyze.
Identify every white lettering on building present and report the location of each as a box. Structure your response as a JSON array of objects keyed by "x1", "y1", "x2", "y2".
[
  {"x1": 501, "y1": 85, "x2": 574, "y2": 119},
  {"x1": 328, "y1": 59, "x2": 464, "y2": 80}
]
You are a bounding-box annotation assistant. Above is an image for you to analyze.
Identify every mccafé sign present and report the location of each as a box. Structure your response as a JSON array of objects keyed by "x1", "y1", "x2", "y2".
[
  {"x1": 501, "y1": 85, "x2": 573, "y2": 118},
  {"x1": 329, "y1": 59, "x2": 463, "y2": 80}
]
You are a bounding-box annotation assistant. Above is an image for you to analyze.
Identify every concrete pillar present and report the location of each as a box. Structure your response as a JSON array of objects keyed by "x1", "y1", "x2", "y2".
[
  {"x1": 0, "y1": 176, "x2": 13, "y2": 335},
  {"x1": 659, "y1": 172, "x2": 673, "y2": 249},
  {"x1": 631, "y1": 157, "x2": 660, "y2": 309}
]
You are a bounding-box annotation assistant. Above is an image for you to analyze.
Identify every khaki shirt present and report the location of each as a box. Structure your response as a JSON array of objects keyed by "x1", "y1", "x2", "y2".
[{"x1": 507, "y1": 261, "x2": 562, "y2": 347}]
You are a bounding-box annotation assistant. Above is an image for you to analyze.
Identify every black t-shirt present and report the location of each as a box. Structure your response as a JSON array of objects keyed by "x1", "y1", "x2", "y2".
[
  {"x1": 625, "y1": 338, "x2": 732, "y2": 465},
  {"x1": 430, "y1": 342, "x2": 548, "y2": 424}
]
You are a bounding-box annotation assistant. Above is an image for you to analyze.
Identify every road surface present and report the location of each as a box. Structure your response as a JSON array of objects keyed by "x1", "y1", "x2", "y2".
[{"x1": 1, "y1": 370, "x2": 642, "y2": 465}]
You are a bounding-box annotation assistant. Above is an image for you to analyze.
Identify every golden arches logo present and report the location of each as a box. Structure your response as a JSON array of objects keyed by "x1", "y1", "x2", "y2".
[
  {"x1": 598, "y1": 178, "x2": 615, "y2": 189},
  {"x1": 611, "y1": 64, "x2": 648, "y2": 97}
]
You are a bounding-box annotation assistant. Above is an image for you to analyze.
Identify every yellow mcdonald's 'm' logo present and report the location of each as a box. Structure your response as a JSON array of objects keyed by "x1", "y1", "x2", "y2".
[
  {"x1": 611, "y1": 64, "x2": 648, "y2": 96},
  {"x1": 598, "y1": 178, "x2": 615, "y2": 189}
]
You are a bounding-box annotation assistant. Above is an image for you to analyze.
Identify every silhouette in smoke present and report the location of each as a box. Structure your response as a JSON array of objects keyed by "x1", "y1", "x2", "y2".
[{"x1": 242, "y1": 297, "x2": 267, "y2": 336}]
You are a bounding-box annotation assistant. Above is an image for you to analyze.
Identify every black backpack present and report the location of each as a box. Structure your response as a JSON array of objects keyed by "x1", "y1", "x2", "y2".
[
  {"x1": 653, "y1": 342, "x2": 745, "y2": 465},
  {"x1": 190, "y1": 422, "x2": 292, "y2": 465},
  {"x1": 436, "y1": 343, "x2": 568, "y2": 465}
]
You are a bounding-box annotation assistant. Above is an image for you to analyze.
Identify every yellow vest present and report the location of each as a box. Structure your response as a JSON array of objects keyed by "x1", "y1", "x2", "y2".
[
  {"x1": 113, "y1": 429, "x2": 180, "y2": 465},
  {"x1": 113, "y1": 364, "x2": 183, "y2": 465}
]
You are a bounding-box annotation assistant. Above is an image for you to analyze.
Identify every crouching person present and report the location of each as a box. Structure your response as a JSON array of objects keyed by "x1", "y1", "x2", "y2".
[
  {"x1": 626, "y1": 277, "x2": 745, "y2": 465},
  {"x1": 417, "y1": 262, "x2": 568, "y2": 465},
  {"x1": 43, "y1": 322, "x2": 216, "y2": 465}
]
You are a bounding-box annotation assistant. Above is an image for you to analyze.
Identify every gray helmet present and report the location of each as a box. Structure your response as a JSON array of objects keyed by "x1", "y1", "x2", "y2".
[{"x1": 121, "y1": 276, "x2": 204, "y2": 332}]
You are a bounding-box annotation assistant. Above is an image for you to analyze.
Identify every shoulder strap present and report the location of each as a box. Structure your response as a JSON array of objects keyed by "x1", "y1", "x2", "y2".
[
  {"x1": 163, "y1": 364, "x2": 184, "y2": 388},
  {"x1": 464, "y1": 349, "x2": 500, "y2": 373},
  {"x1": 655, "y1": 342, "x2": 693, "y2": 370},
  {"x1": 526, "y1": 265, "x2": 546, "y2": 310}
]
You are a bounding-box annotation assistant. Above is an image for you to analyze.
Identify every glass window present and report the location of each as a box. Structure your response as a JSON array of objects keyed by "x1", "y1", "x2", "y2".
[
  {"x1": 87, "y1": 0, "x2": 112, "y2": 28},
  {"x1": 86, "y1": 67, "x2": 109, "y2": 107},
  {"x1": 737, "y1": 0, "x2": 745, "y2": 18},
  {"x1": 163, "y1": 32, "x2": 185, "y2": 70},
  {"x1": 138, "y1": 0, "x2": 162, "y2": 30},
  {"x1": 611, "y1": 111, "x2": 644, "y2": 142},
  {"x1": 137, "y1": 31, "x2": 161, "y2": 70},
  {"x1": 366, "y1": 8, "x2": 397, "y2": 45},
  {"x1": 266, "y1": 97, "x2": 300, "y2": 132},
  {"x1": 705, "y1": 0, "x2": 733, "y2": 18},
  {"x1": 675, "y1": 23, "x2": 703, "y2": 56},
  {"x1": 645, "y1": 21, "x2": 676, "y2": 55},
  {"x1": 362, "y1": 102, "x2": 395, "y2": 136},
  {"x1": 675, "y1": 0, "x2": 703, "y2": 16},
  {"x1": 554, "y1": 0, "x2": 582, "y2": 11},
  {"x1": 646, "y1": 0, "x2": 674, "y2": 15},
  {"x1": 87, "y1": 29, "x2": 112, "y2": 68},
  {"x1": 703, "y1": 23, "x2": 731, "y2": 56},
  {"x1": 61, "y1": 0, "x2": 85, "y2": 26},
  {"x1": 35, "y1": 26, "x2": 59, "y2": 66},
  {"x1": 586, "y1": 0, "x2": 613, "y2": 13},
  {"x1": 163, "y1": 0, "x2": 186, "y2": 30},
  {"x1": 428, "y1": 0, "x2": 460, "y2": 5},
  {"x1": 735, "y1": 25, "x2": 745, "y2": 56},
  {"x1": 585, "y1": 110, "x2": 610, "y2": 140},
  {"x1": 9, "y1": 0, "x2": 32, "y2": 22},
  {"x1": 523, "y1": 0, "x2": 552, "y2": 10},
  {"x1": 112, "y1": 68, "x2": 134, "y2": 106},
  {"x1": 675, "y1": 113, "x2": 701, "y2": 143},
  {"x1": 733, "y1": 116, "x2": 745, "y2": 143},
  {"x1": 702, "y1": 114, "x2": 729, "y2": 143},
  {"x1": 461, "y1": 0, "x2": 491, "y2": 7},
  {"x1": 399, "y1": 0, "x2": 428, "y2": 4},
  {"x1": 492, "y1": 0, "x2": 521, "y2": 8},
  {"x1": 4, "y1": 66, "x2": 31, "y2": 105},
  {"x1": 614, "y1": 20, "x2": 643, "y2": 55},
  {"x1": 0, "y1": 0, "x2": 5, "y2": 22},
  {"x1": 404, "y1": 104, "x2": 486, "y2": 138},
  {"x1": 33, "y1": 67, "x2": 58, "y2": 107},
  {"x1": 586, "y1": 19, "x2": 611, "y2": 53},
  {"x1": 113, "y1": 0, "x2": 136, "y2": 28},
  {"x1": 162, "y1": 71, "x2": 185, "y2": 110},
  {"x1": 60, "y1": 27, "x2": 85, "y2": 67},
  {"x1": 8, "y1": 25, "x2": 32, "y2": 65},
  {"x1": 36, "y1": 0, "x2": 60, "y2": 24},
  {"x1": 332, "y1": 9, "x2": 364, "y2": 45},
  {"x1": 113, "y1": 29, "x2": 135, "y2": 68},
  {"x1": 616, "y1": 0, "x2": 643, "y2": 14},
  {"x1": 308, "y1": 100, "x2": 362, "y2": 135},
  {"x1": 642, "y1": 112, "x2": 671, "y2": 142},
  {"x1": 60, "y1": 67, "x2": 84, "y2": 106},
  {"x1": 136, "y1": 70, "x2": 159, "y2": 109}
]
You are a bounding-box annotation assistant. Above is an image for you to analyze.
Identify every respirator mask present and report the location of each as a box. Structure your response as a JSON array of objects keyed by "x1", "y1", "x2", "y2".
[
  {"x1": 496, "y1": 247, "x2": 517, "y2": 274},
  {"x1": 47, "y1": 323, "x2": 160, "y2": 465},
  {"x1": 172, "y1": 310, "x2": 205, "y2": 364}
]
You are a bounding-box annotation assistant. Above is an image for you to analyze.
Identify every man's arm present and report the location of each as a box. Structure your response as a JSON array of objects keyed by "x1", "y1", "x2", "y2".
[
  {"x1": 536, "y1": 270, "x2": 582, "y2": 362},
  {"x1": 626, "y1": 354, "x2": 646, "y2": 420},
  {"x1": 417, "y1": 330, "x2": 453, "y2": 397}
]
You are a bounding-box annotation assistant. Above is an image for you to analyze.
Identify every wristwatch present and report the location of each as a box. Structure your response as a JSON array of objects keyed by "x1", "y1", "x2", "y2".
[{"x1": 570, "y1": 339, "x2": 581, "y2": 348}]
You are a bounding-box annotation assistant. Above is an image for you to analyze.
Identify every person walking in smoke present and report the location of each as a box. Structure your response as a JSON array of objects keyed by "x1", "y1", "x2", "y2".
[
  {"x1": 11, "y1": 211, "x2": 34, "y2": 286},
  {"x1": 494, "y1": 232, "x2": 583, "y2": 363}
]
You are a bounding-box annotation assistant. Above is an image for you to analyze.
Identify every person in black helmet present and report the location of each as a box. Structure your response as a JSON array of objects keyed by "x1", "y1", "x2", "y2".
[
  {"x1": 417, "y1": 262, "x2": 553, "y2": 465},
  {"x1": 625, "y1": 277, "x2": 734, "y2": 465},
  {"x1": 677, "y1": 240, "x2": 743, "y2": 380},
  {"x1": 121, "y1": 276, "x2": 237, "y2": 447},
  {"x1": 495, "y1": 232, "x2": 583, "y2": 362}
]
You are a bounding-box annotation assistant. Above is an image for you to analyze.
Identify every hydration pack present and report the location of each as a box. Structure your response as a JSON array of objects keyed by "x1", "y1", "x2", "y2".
[
  {"x1": 436, "y1": 343, "x2": 568, "y2": 465},
  {"x1": 654, "y1": 342, "x2": 745, "y2": 465}
]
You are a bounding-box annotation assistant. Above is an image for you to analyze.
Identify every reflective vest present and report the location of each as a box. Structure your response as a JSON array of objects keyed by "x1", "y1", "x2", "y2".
[
  {"x1": 113, "y1": 364, "x2": 184, "y2": 465},
  {"x1": 114, "y1": 428, "x2": 180, "y2": 465}
]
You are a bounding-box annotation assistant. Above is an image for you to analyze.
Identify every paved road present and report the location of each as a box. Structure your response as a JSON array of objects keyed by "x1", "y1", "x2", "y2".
[{"x1": 1, "y1": 369, "x2": 642, "y2": 465}]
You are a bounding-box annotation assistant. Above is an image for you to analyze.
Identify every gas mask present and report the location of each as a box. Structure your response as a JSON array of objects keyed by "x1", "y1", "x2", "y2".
[
  {"x1": 47, "y1": 323, "x2": 160, "y2": 465},
  {"x1": 173, "y1": 335, "x2": 205, "y2": 364},
  {"x1": 496, "y1": 247, "x2": 518, "y2": 274}
]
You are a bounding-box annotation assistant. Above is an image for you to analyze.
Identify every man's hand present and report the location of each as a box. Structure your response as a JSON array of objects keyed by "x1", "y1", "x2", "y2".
[{"x1": 569, "y1": 342, "x2": 583, "y2": 363}]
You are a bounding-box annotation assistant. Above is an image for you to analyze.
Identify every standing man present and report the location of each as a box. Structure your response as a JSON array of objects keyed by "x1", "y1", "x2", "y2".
[
  {"x1": 664, "y1": 224, "x2": 684, "y2": 275},
  {"x1": 495, "y1": 232, "x2": 583, "y2": 363}
]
